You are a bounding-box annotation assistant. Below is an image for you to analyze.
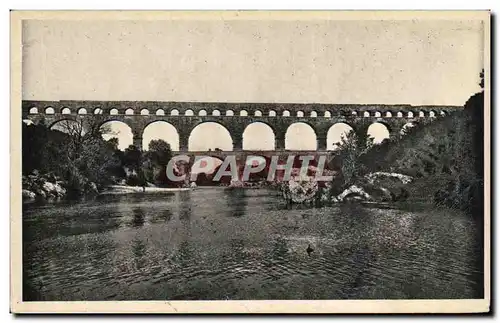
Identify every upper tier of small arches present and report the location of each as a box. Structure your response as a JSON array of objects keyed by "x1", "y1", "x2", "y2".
[{"x1": 26, "y1": 106, "x2": 449, "y2": 118}]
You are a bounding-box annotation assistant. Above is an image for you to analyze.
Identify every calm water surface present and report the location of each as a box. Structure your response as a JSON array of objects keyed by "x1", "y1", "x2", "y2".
[{"x1": 23, "y1": 188, "x2": 483, "y2": 300}]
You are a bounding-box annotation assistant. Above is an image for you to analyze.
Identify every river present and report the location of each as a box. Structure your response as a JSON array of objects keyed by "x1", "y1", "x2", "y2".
[{"x1": 22, "y1": 187, "x2": 483, "y2": 301}]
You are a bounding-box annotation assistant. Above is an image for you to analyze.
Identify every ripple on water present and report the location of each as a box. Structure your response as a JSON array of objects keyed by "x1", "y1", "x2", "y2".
[{"x1": 23, "y1": 188, "x2": 483, "y2": 300}]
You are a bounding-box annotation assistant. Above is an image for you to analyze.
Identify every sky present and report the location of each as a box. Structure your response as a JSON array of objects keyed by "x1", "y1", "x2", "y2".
[{"x1": 22, "y1": 17, "x2": 485, "y2": 150}]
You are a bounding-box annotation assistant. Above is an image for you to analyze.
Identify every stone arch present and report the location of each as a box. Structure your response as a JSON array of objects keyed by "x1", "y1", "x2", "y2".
[
  {"x1": 385, "y1": 111, "x2": 393, "y2": 118},
  {"x1": 212, "y1": 109, "x2": 221, "y2": 116},
  {"x1": 45, "y1": 107, "x2": 55, "y2": 114},
  {"x1": 363, "y1": 111, "x2": 370, "y2": 117},
  {"x1": 188, "y1": 121, "x2": 233, "y2": 151},
  {"x1": 397, "y1": 111, "x2": 403, "y2": 118},
  {"x1": 49, "y1": 118, "x2": 80, "y2": 132},
  {"x1": 285, "y1": 122, "x2": 317, "y2": 150},
  {"x1": 254, "y1": 110, "x2": 262, "y2": 117},
  {"x1": 283, "y1": 110, "x2": 290, "y2": 117},
  {"x1": 374, "y1": 111, "x2": 382, "y2": 118},
  {"x1": 352, "y1": 111, "x2": 358, "y2": 117},
  {"x1": 367, "y1": 122, "x2": 390, "y2": 144},
  {"x1": 242, "y1": 122, "x2": 275, "y2": 151},
  {"x1": 110, "y1": 108, "x2": 119, "y2": 115},
  {"x1": 191, "y1": 156, "x2": 225, "y2": 185},
  {"x1": 140, "y1": 109, "x2": 150, "y2": 115},
  {"x1": 156, "y1": 109, "x2": 165, "y2": 116},
  {"x1": 142, "y1": 120, "x2": 179, "y2": 151},
  {"x1": 77, "y1": 108, "x2": 87, "y2": 115},
  {"x1": 324, "y1": 111, "x2": 331, "y2": 118},
  {"x1": 226, "y1": 110, "x2": 234, "y2": 116},
  {"x1": 199, "y1": 109, "x2": 207, "y2": 116},
  {"x1": 100, "y1": 120, "x2": 133, "y2": 151},
  {"x1": 419, "y1": 110, "x2": 425, "y2": 118},
  {"x1": 94, "y1": 107, "x2": 103, "y2": 115},
  {"x1": 297, "y1": 111, "x2": 304, "y2": 117},
  {"x1": 327, "y1": 122, "x2": 354, "y2": 151},
  {"x1": 29, "y1": 107, "x2": 38, "y2": 114},
  {"x1": 185, "y1": 109, "x2": 194, "y2": 116},
  {"x1": 170, "y1": 109, "x2": 179, "y2": 116},
  {"x1": 429, "y1": 110, "x2": 436, "y2": 118},
  {"x1": 310, "y1": 111, "x2": 317, "y2": 118},
  {"x1": 269, "y1": 110, "x2": 276, "y2": 117},
  {"x1": 240, "y1": 110, "x2": 248, "y2": 117},
  {"x1": 61, "y1": 107, "x2": 71, "y2": 115},
  {"x1": 125, "y1": 108, "x2": 134, "y2": 115},
  {"x1": 407, "y1": 111, "x2": 414, "y2": 118},
  {"x1": 440, "y1": 111, "x2": 447, "y2": 116}
]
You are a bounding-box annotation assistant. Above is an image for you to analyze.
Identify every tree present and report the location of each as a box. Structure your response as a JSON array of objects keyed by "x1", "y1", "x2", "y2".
[
  {"x1": 332, "y1": 131, "x2": 371, "y2": 187},
  {"x1": 144, "y1": 139, "x2": 173, "y2": 186}
]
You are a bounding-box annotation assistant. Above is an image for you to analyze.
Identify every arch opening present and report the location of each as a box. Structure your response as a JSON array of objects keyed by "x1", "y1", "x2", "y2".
[
  {"x1": 50, "y1": 119, "x2": 83, "y2": 134},
  {"x1": 142, "y1": 121, "x2": 179, "y2": 151},
  {"x1": 156, "y1": 109, "x2": 165, "y2": 116},
  {"x1": 29, "y1": 107, "x2": 38, "y2": 114},
  {"x1": 189, "y1": 122, "x2": 233, "y2": 151},
  {"x1": 77, "y1": 108, "x2": 87, "y2": 115},
  {"x1": 367, "y1": 122, "x2": 390, "y2": 144},
  {"x1": 385, "y1": 111, "x2": 393, "y2": 118},
  {"x1": 199, "y1": 109, "x2": 207, "y2": 116},
  {"x1": 45, "y1": 107, "x2": 55, "y2": 114},
  {"x1": 283, "y1": 110, "x2": 290, "y2": 117},
  {"x1": 125, "y1": 108, "x2": 134, "y2": 115},
  {"x1": 310, "y1": 111, "x2": 317, "y2": 118},
  {"x1": 140, "y1": 109, "x2": 150, "y2": 116},
  {"x1": 110, "y1": 108, "x2": 119, "y2": 115},
  {"x1": 243, "y1": 122, "x2": 275, "y2": 151},
  {"x1": 61, "y1": 107, "x2": 71, "y2": 115},
  {"x1": 212, "y1": 109, "x2": 221, "y2": 116},
  {"x1": 100, "y1": 120, "x2": 133, "y2": 151},
  {"x1": 324, "y1": 111, "x2": 331, "y2": 118},
  {"x1": 269, "y1": 110, "x2": 276, "y2": 117},
  {"x1": 191, "y1": 156, "x2": 225, "y2": 185},
  {"x1": 94, "y1": 108, "x2": 103, "y2": 115},
  {"x1": 170, "y1": 109, "x2": 179, "y2": 116},
  {"x1": 185, "y1": 109, "x2": 194, "y2": 116},
  {"x1": 285, "y1": 122, "x2": 317, "y2": 150},
  {"x1": 226, "y1": 110, "x2": 234, "y2": 116},
  {"x1": 327, "y1": 122, "x2": 354, "y2": 151},
  {"x1": 254, "y1": 110, "x2": 262, "y2": 117},
  {"x1": 297, "y1": 111, "x2": 304, "y2": 117},
  {"x1": 240, "y1": 110, "x2": 248, "y2": 117}
]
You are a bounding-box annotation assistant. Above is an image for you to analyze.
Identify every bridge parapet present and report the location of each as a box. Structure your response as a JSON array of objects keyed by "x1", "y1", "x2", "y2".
[{"x1": 22, "y1": 100, "x2": 460, "y2": 119}]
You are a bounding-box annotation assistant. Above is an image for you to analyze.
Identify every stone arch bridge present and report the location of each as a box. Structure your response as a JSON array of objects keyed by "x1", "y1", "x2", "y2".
[{"x1": 22, "y1": 100, "x2": 460, "y2": 152}]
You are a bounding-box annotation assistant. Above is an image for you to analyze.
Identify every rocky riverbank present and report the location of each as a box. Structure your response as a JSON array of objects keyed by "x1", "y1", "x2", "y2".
[
  {"x1": 22, "y1": 171, "x2": 98, "y2": 202},
  {"x1": 281, "y1": 171, "x2": 413, "y2": 205}
]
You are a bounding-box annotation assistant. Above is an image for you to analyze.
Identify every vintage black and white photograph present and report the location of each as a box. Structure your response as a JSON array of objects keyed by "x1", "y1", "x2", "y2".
[{"x1": 11, "y1": 10, "x2": 490, "y2": 313}]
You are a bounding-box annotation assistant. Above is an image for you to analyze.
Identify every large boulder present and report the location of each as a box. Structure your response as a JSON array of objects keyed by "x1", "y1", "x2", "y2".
[
  {"x1": 336, "y1": 185, "x2": 373, "y2": 202},
  {"x1": 42, "y1": 181, "x2": 67, "y2": 199},
  {"x1": 22, "y1": 189, "x2": 36, "y2": 201}
]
